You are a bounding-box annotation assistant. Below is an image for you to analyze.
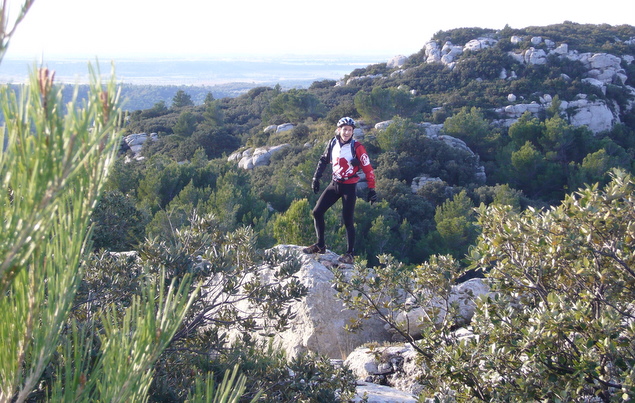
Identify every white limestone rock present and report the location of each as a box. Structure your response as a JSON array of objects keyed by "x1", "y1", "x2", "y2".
[
  {"x1": 423, "y1": 41, "x2": 441, "y2": 63},
  {"x1": 346, "y1": 344, "x2": 423, "y2": 398},
  {"x1": 387, "y1": 55, "x2": 408, "y2": 69},
  {"x1": 565, "y1": 99, "x2": 616, "y2": 133},
  {"x1": 374, "y1": 120, "x2": 394, "y2": 130},
  {"x1": 276, "y1": 123, "x2": 294, "y2": 133},
  {"x1": 464, "y1": 37, "x2": 498, "y2": 52},
  {"x1": 122, "y1": 132, "x2": 158, "y2": 160},
  {"x1": 229, "y1": 144, "x2": 291, "y2": 170},
  {"x1": 438, "y1": 134, "x2": 474, "y2": 155},
  {"x1": 229, "y1": 245, "x2": 392, "y2": 359},
  {"x1": 352, "y1": 382, "x2": 418, "y2": 403},
  {"x1": 550, "y1": 43, "x2": 569, "y2": 56},
  {"x1": 531, "y1": 36, "x2": 543, "y2": 45},
  {"x1": 524, "y1": 47, "x2": 547, "y2": 64},
  {"x1": 510, "y1": 35, "x2": 523, "y2": 45},
  {"x1": 264, "y1": 124, "x2": 278, "y2": 133}
]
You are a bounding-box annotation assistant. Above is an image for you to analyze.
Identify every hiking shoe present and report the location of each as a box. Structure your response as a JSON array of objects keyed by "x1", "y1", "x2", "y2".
[
  {"x1": 303, "y1": 243, "x2": 326, "y2": 254},
  {"x1": 338, "y1": 253, "x2": 354, "y2": 265}
]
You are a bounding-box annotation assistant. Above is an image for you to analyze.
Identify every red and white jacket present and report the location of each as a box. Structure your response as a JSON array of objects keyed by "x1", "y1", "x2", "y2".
[{"x1": 313, "y1": 136, "x2": 376, "y2": 189}]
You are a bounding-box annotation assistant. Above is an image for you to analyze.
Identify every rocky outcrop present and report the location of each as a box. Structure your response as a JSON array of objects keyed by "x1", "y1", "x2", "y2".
[
  {"x1": 346, "y1": 344, "x2": 423, "y2": 397},
  {"x1": 352, "y1": 382, "x2": 418, "y2": 403},
  {"x1": 230, "y1": 245, "x2": 393, "y2": 359},
  {"x1": 228, "y1": 245, "x2": 489, "y2": 361},
  {"x1": 264, "y1": 123, "x2": 295, "y2": 134},
  {"x1": 121, "y1": 132, "x2": 157, "y2": 160},
  {"x1": 228, "y1": 144, "x2": 290, "y2": 170},
  {"x1": 387, "y1": 55, "x2": 408, "y2": 69},
  {"x1": 495, "y1": 95, "x2": 619, "y2": 133},
  {"x1": 343, "y1": 33, "x2": 634, "y2": 135}
]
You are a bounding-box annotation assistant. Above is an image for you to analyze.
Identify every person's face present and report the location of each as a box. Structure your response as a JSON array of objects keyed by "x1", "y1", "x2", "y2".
[{"x1": 339, "y1": 125, "x2": 354, "y2": 141}]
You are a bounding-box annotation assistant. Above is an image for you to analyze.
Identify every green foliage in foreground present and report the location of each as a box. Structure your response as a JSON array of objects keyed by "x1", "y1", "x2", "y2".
[
  {"x1": 0, "y1": 64, "x2": 271, "y2": 402},
  {"x1": 333, "y1": 170, "x2": 635, "y2": 401}
]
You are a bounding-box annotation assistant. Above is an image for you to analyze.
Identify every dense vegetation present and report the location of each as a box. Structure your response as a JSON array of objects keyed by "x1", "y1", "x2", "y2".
[
  {"x1": 4, "y1": 12, "x2": 635, "y2": 402},
  {"x1": 101, "y1": 23, "x2": 635, "y2": 266}
]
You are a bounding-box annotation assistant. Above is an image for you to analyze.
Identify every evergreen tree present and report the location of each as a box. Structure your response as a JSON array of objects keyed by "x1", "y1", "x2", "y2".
[{"x1": 172, "y1": 89, "x2": 194, "y2": 108}]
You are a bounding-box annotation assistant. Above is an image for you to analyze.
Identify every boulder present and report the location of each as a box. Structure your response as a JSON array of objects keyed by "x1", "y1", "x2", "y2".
[
  {"x1": 417, "y1": 122, "x2": 443, "y2": 138},
  {"x1": 122, "y1": 132, "x2": 157, "y2": 160},
  {"x1": 387, "y1": 55, "x2": 408, "y2": 69},
  {"x1": 437, "y1": 134, "x2": 473, "y2": 155},
  {"x1": 352, "y1": 382, "x2": 418, "y2": 403},
  {"x1": 276, "y1": 123, "x2": 294, "y2": 133},
  {"x1": 563, "y1": 99, "x2": 616, "y2": 133},
  {"x1": 524, "y1": 47, "x2": 547, "y2": 65},
  {"x1": 229, "y1": 144, "x2": 290, "y2": 170},
  {"x1": 346, "y1": 344, "x2": 423, "y2": 393},
  {"x1": 424, "y1": 41, "x2": 441, "y2": 63},
  {"x1": 531, "y1": 36, "x2": 543, "y2": 45},
  {"x1": 231, "y1": 245, "x2": 392, "y2": 359},
  {"x1": 550, "y1": 43, "x2": 569, "y2": 56},
  {"x1": 464, "y1": 37, "x2": 498, "y2": 52},
  {"x1": 264, "y1": 124, "x2": 278, "y2": 133},
  {"x1": 374, "y1": 120, "x2": 394, "y2": 130}
]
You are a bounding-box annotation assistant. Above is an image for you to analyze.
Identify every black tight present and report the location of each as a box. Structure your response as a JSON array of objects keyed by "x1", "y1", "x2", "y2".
[{"x1": 312, "y1": 181, "x2": 357, "y2": 254}]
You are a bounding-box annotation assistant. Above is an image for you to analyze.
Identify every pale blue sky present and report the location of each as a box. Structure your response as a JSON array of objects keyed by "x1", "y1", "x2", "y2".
[{"x1": 4, "y1": 0, "x2": 635, "y2": 61}]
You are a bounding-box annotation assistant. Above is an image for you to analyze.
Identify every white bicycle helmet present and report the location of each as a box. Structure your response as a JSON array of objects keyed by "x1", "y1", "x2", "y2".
[{"x1": 337, "y1": 117, "x2": 356, "y2": 128}]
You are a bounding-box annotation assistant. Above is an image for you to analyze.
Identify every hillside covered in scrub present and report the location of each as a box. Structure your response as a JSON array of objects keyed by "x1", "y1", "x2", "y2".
[
  {"x1": 101, "y1": 22, "x2": 635, "y2": 265},
  {"x1": 5, "y1": 18, "x2": 635, "y2": 402}
]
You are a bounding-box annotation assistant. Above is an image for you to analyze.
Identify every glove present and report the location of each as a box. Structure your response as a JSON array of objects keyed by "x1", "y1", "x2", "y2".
[
  {"x1": 367, "y1": 189, "x2": 377, "y2": 205},
  {"x1": 312, "y1": 178, "x2": 320, "y2": 194}
]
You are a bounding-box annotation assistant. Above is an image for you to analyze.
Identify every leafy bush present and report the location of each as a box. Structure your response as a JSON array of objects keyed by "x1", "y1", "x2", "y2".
[{"x1": 332, "y1": 170, "x2": 635, "y2": 401}]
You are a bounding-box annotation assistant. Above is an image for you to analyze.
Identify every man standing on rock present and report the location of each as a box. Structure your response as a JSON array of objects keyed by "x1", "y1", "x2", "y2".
[{"x1": 303, "y1": 117, "x2": 377, "y2": 264}]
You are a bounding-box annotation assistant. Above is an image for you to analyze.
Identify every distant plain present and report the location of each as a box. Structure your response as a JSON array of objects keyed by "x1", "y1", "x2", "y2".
[{"x1": 0, "y1": 55, "x2": 394, "y2": 87}]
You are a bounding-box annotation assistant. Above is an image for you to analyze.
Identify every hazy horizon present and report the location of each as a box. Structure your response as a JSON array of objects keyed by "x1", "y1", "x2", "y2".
[{"x1": 0, "y1": 53, "x2": 395, "y2": 86}]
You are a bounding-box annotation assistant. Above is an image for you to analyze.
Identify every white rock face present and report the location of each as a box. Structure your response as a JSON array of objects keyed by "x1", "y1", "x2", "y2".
[
  {"x1": 276, "y1": 123, "x2": 294, "y2": 133},
  {"x1": 551, "y1": 43, "x2": 569, "y2": 55},
  {"x1": 497, "y1": 97, "x2": 618, "y2": 134},
  {"x1": 264, "y1": 124, "x2": 278, "y2": 133},
  {"x1": 387, "y1": 55, "x2": 408, "y2": 68},
  {"x1": 228, "y1": 144, "x2": 291, "y2": 169},
  {"x1": 438, "y1": 134, "x2": 473, "y2": 155},
  {"x1": 424, "y1": 41, "x2": 441, "y2": 63},
  {"x1": 347, "y1": 344, "x2": 422, "y2": 399},
  {"x1": 524, "y1": 47, "x2": 547, "y2": 64},
  {"x1": 230, "y1": 245, "x2": 392, "y2": 359},
  {"x1": 464, "y1": 37, "x2": 498, "y2": 52},
  {"x1": 510, "y1": 35, "x2": 523, "y2": 44},
  {"x1": 352, "y1": 382, "x2": 418, "y2": 403},
  {"x1": 564, "y1": 99, "x2": 616, "y2": 133},
  {"x1": 122, "y1": 132, "x2": 157, "y2": 160}
]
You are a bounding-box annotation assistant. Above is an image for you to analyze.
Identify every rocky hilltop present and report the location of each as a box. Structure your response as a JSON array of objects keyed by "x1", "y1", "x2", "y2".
[{"x1": 342, "y1": 31, "x2": 635, "y2": 135}]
